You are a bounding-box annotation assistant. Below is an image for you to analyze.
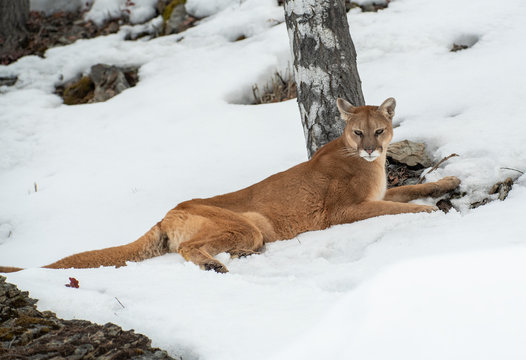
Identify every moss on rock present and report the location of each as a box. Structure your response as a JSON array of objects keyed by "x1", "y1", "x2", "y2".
[
  {"x1": 62, "y1": 76, "x2": 95, "y2": 105},
  {"x1": 163, "y1": 0, "x2": 186, "y2": 22}
]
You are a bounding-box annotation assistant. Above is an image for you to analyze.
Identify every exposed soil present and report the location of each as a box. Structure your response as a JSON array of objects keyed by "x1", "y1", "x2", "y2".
[
  {"x1": 1, "y1": 11, "x2": 123, "y2": 66},
  {"x1": 386, "y1": 159, "x2": 425, "y2": 188}
]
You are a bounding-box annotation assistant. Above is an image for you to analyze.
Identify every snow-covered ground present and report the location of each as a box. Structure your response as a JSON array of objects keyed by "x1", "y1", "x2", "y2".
[{"x1": 2, "y1": 0, "x2": 526, "y2": 359}]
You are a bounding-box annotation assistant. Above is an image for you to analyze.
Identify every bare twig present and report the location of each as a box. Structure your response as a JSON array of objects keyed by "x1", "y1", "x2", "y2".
[
  {"x1": 8, "y1": 336, "x2": 16, "y2": 349},
  {"x1": 417, "y1": 153, "x2": 459, "y2": 184},
  {"x1": 252, "y1": 84, "x2": 260, "y2": 104},
  {"x1": 115, "y1": 297, "x2": 125, "y2": 309},
  {"x1": 500, "y1": 167, "x2": 525, "y2": 175},
  {"x1": 275, "y1": 71, "x2": 286, "y2": 86}
]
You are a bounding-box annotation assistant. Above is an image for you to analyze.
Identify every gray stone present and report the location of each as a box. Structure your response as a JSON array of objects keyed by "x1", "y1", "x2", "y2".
[
  {"x1": 387, "y1": 140, "x2": 433, "y2": 168},
  {"x1": 89, "y1": 64, "x2": 131, "y2": 103},
  {"x1": 0, "y1": 76, "x2": 17, "y2": 87},
  {"x1": 489, "y1": 177, "x2": 513, "y2": 201},
  {"x1": 165, "y1": 4, "x2": 188, "y2": 35}
]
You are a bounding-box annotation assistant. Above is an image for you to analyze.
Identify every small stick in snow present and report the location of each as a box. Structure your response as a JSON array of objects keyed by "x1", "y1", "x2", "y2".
[
  {"x1": 115, "y1": 297, "x2": 125, "y2": 309},
  {"x1": 417, "y1": 153, "x2": 459, "y2": 184},
  {"x1": 500, "y1": 167, "x2": 525, "y2": 175}
]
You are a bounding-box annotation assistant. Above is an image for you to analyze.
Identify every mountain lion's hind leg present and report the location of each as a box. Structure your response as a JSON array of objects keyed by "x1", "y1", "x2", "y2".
[
  {"x1": 384, "y1": 176, "x2": 460, "y2": 203},
  {"x1": 176, "y1": 207, "x2": 265, "y2": 273}
]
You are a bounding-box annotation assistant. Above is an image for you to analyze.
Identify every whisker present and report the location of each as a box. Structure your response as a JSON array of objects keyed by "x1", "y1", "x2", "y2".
[{"x1": 340, "y1": 147, "x2": 359, "y2": 158}]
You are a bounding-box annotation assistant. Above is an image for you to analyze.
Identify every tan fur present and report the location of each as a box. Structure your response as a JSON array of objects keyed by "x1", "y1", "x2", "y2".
[{"x1": 0, "y1": 98, "x2": 460, "y2": 274}]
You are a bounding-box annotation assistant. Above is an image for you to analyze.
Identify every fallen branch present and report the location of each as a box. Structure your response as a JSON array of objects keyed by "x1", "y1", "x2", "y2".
[{"x1": 417, "y1": 153, "x2": 459, "y2": 184}]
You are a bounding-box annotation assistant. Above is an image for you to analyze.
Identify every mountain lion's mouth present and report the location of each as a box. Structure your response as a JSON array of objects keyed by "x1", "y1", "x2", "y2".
[{"x1": 360, "y1": 150, "x2": 380, "y2": 162}]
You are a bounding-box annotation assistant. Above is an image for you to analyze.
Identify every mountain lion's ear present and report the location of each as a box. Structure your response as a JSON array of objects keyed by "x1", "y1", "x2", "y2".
[
  {"x1": 337, "y1": 98, "x2": 356, "y2": 116},
  {"x1": 378, "y1": 97, "x2": 396, "y2": 120}
]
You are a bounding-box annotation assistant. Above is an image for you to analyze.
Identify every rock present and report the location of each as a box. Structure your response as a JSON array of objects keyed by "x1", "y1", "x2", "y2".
[
  {"x1": 387, "y1": 140, "x2": 433, "y2": 169},
  {"x1": 469, "y1": 178, "x2": 514, "y2": 210},
  {"x1": 165, "y1": 4, "x2": 188, "y2": 35},
  {"x1": 90, "y1": 64, "x2": 131, "y2": 103},
  {"x1": 0, "y1": 76, "x2": 17, "y2": 87},
  {"x1": 161, "y1": 0, "x2": 198, "y2": 35},
  {"x1": 0, "y1": 276, "x2": 181, "y2": 359},
  {"x1": 489, "y1": 177, "x2": 513, "y2": 201},
  {"x1": 56, "y1": 65, "x2": 138, "y2": 105}
]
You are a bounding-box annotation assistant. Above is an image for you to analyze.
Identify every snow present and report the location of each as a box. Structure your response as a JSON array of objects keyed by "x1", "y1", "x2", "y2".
[
  {"x1": 84, "y1": 0, "x2": 158, "y2": 25},
  {"x1": 273, "y1": 245, "x2": 526, "y2": 360},
  {"x1": 31, "y1": 0, "x2": 158, "y2": 25},
  {"x1": 1, "y1": 0, "x2": 526, "y2": 359},
  {"x1": 185, "y1": 0, "x2": 241, "y2": 18}
]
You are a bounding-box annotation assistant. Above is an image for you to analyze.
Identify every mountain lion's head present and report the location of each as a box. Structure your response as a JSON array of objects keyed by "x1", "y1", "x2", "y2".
[{"x1": 337, "y1": 97, "x2": 395, "y2": 162}]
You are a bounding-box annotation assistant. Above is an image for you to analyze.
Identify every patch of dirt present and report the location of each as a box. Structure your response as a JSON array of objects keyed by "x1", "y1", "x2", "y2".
[
  {"x1": 1, "y1": 11, "x2": 124, "y2": 66},
  {"x1": 0, "y1": 276, "x2": 181, "y2": 359},
  {"x1": 386, "y1": 159, "x2": 425, "y2": 187},
  {"x1": 0, "y1": 0, "x2": 201, "y2": 66}
]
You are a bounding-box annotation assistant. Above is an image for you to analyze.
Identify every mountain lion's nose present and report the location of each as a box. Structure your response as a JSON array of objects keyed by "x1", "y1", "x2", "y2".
[{"x1": 365, "y1": 148, "x2": 375, "y2": 155}]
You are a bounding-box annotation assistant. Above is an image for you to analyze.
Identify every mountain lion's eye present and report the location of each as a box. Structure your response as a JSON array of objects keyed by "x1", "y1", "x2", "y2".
[
  {"x1": 354, "y1": 130, "x2": 363, "y2": 136},
  {"x1": 375, "y1": 129, "x2": 384, "y2": 135}
]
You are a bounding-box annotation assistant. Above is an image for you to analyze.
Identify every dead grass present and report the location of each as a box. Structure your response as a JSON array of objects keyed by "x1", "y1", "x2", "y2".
[{"x1": 252, "y1": 70, "x2": 296, "y2": 105}]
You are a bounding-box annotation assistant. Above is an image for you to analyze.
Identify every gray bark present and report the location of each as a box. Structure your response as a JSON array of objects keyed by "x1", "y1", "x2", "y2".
[
  {"x1": 0, "y1": 0, "x2": 29, "y2": 54},
  {"x1": 283, "y1": 0, "x2": 365, "y2": 158}
]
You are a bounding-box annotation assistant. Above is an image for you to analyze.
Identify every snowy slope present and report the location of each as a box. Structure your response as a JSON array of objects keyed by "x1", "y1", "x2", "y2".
[{"x1": 1, "y1": 0, "x2": 526, "y2": 359}]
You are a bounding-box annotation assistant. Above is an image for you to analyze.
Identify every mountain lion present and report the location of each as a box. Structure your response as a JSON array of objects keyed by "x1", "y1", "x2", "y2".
[{"x1": 0, "y1": 98, "x2": 460, "y2": 273}]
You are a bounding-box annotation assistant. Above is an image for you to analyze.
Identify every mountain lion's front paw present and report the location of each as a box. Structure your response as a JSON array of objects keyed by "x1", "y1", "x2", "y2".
[
  {"x1": 437, "y1": 176, "x2": 461, "y2": 191},
  {"x1": 419, "y1": 205, "x2": 439, "y2": 213}
]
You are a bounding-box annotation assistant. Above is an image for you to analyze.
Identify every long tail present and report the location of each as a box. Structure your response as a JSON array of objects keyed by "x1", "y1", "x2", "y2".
[
  {"x1": 0, "y1": 266, "x2": 24, "y2": 273},
  {"x1": 0, "y1": 222, "x2": 168, "y2": 272}
]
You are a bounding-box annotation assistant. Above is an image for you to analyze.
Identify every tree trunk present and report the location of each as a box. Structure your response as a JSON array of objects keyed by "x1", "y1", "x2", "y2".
[
  {"x1": 0, "y1": 0, "x2": 30, "y2": 56},
  {"x1": 283, "y1": 0, "x2": 365, "y2": 158}
]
